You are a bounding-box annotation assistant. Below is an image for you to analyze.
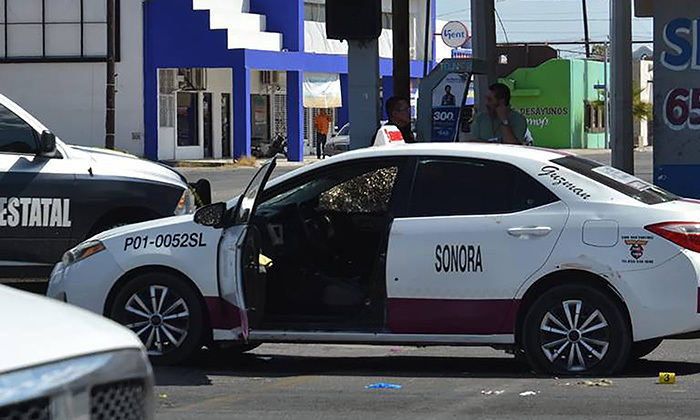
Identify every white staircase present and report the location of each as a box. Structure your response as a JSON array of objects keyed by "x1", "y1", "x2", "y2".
[{"x1": 192, "y1": 0, "x2": 283, "y2": 51}]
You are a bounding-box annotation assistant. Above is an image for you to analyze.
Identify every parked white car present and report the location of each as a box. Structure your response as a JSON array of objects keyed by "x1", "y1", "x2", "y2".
[
  {"x1": 323, "y1": 123, "x2": 350, "y2": 157},
  {"x1": 48, "y1": 143, "x2": 700, "y2": 375},
  {"x1": 0, "y1": 284, "x2": 154, "y2": 418}
]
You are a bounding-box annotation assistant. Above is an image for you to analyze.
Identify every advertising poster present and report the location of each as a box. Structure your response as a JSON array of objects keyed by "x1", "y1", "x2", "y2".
[{"x1": 431, "y1": 73, "x2": 468, "y2": 142}]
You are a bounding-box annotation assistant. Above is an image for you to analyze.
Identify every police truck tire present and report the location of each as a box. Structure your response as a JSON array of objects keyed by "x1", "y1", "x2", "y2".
[
  {"x1": 110, "y1": 272, "x2": 205, "y2": 365},
  {"x1": 522, "y1": 284, "x2": 631, "y2": 376},
  {"x1": 630, "y1": 338, "x2": 663, "y2": 360}
]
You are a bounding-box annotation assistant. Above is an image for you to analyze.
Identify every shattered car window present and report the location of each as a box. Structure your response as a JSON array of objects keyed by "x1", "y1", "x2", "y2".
[{"x1": 319, "y1": 167, "x2": 398, "y2": 213}]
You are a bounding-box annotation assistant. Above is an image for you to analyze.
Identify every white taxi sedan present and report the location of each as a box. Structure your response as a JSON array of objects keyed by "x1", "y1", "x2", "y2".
[{"x1": 48, "y1": 144, "x2": 700, "y2": 375}]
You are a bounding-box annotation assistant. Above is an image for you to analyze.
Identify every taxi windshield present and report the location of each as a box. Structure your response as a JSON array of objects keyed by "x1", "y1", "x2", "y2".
[{"x1": 551, "y1": 155, "x2": 678, "y2": 205}]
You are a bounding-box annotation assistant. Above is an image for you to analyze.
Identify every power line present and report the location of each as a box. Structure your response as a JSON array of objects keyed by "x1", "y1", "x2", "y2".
[
  {"x1": 495, "y1": 7, "x2": 510, "y2": 45},
  {"x1": 438, "y1": 9, "x2": 618, "y2": 18},
  {"x1": 497, "y1": 40, "x2": 653, "y2": 45}
]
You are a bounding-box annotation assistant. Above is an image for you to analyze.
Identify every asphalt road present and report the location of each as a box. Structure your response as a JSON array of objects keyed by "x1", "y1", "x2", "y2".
[
  {"x1": 180, "y1": 165, "x2": 301, "y2": 203},
  {"x1": 155, "y1": 341, "x2": 700, "y2": 419},
  {"x1": 160, "y1": 148, "x2": 700, "y2": 420}
]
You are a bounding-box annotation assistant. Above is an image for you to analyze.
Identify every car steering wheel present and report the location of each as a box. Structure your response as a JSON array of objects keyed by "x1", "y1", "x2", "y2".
[{"x1": 294, "y1": 204, "x2": 332, "y2": 249}]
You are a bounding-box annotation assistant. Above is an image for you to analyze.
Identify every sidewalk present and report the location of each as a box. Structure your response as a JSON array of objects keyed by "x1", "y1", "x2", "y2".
[{"x1": 560, "y1": 146, "x2": 652, "y2": 156}]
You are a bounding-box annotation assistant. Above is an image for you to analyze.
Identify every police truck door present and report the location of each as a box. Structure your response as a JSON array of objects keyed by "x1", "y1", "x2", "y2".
[{"x1": 0, "y1": 103, "x2": 76, "y2": 279}]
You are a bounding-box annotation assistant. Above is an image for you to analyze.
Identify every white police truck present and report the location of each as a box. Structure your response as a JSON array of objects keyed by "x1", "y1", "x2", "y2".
[{"x1": 0, "y1": 93, "x2": 208, "y2": 282}]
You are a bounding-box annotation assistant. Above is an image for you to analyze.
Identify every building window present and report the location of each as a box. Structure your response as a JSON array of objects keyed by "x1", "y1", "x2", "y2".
[
  {"x1": 381, "y1": 12, "x2": 393, "y2": 29},
  {"x1": 177, "y1": 92, "x2": 199, "y2": 147},
  {"x1": 304, "y1": 2, "x2": 325, "y2": 22},
  {"x1": 585, "y1": 102, "x2": 606, "y2": 133},
  {"x1": 305, "y1": 2, "x2": 393, "y2": 30},
  {"x1": 0, "y1": 0, "x2": 120, "y2": 62}
]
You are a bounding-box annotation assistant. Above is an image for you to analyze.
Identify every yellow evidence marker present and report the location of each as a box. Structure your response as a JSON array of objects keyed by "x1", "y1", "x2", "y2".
[{"x1": 658, "y1": 372, "x2": 676, "y2": 384}]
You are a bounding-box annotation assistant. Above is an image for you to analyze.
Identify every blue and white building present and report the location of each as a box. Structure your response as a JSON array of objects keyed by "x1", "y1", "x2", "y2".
[{"x1": 0, "y1": 0, "x2": 435, "y2": 161}]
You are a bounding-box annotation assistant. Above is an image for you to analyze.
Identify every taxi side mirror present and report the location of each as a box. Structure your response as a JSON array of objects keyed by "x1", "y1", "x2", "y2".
[
  {"x1": 194, "y1": 202, "x2": 226, "y2": 227},
  {"x1": 38, "y1": 130, "x2": 57, "y2": 157}
]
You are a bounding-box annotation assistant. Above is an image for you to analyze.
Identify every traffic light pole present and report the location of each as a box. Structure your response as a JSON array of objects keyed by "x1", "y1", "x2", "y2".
[
  {"x1": 392, "y1": 0, "x2": 410, "y2": 100},
  {"x1": 610, "y1": 0, "x2": 634, "y2": 174},
  {"x1": 105, "y1": 0, "x2": 116, "y2": 150}
]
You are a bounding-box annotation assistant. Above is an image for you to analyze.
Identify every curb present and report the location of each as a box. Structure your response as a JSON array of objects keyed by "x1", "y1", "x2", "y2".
[{"x1": 162, "y1": 160, "x2": 240, "y2": 168}]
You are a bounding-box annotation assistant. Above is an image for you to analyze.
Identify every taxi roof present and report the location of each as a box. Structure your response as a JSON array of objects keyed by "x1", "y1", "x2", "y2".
[{"x1": 266, "y1": 143, "x2": 573, "y2": 189}]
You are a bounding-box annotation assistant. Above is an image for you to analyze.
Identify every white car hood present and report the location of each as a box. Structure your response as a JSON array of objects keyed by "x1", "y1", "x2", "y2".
[
  {"x1": 0, "y1": 285, "x2": 143, "y2": 374},
  {"x1": 67, "y1": 144, "x2": 186, "y2": 188}
]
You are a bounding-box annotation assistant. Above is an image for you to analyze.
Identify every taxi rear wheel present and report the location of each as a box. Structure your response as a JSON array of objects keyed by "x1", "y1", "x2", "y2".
[
  {"x1": 522, "y1": 284, "x2": 631, "y2": 376},
  {"x1": 110, "y1": 272, "x2": 205, "y2": 365}
]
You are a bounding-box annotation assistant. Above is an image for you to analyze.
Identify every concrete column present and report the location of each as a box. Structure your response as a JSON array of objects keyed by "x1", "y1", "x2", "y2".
[
  {"x1": 471, "y1": 0, "x2": 496, "y2": 111},
  {"x1": 232, "y1": 67, "x2": 251, "y2": 158},
  {"x1": 338, "y1": 73, "x2": 350, "y2": 127},
  {"x1": 143, "y1": 66, "x2": 159, "y2": 160},
  {"x1": 392, "y1": 0, "x2": 411, "y2": 100},
  {"x1": 287, "y1": 71, "x2": 304, "y2": 162},
  {"x1": 348, "y1": 39, "x2": 381, "y2": 150},
  {"x1": 611, "y1": 0, "x2": 634, "y2": 173},
  {"x1": 382, "y1": 76, "x2": 394, "y2": 120}
]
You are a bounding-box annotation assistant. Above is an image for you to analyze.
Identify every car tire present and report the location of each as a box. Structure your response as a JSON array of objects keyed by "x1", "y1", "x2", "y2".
[
  {"x1": 110, "y1": 272, "x2": 205, "y2": 365},
  {"x1": 630, "y1": 338, "x2": 662, "y2": 360},
  {"x1": 522, "y1": 283, "x2": 631, "y2": 376}
]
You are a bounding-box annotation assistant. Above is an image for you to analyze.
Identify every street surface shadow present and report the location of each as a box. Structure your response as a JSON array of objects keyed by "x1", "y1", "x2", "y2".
[{"x1": 153, "y1": 347, "x2": 700, "y2": 387}]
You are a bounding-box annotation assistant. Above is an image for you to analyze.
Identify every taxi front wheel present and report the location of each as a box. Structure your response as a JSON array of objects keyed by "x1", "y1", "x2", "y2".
[
  {"x1": 522, "y1": 284, "x2": 631, "y2": 376},
  {"x1": 110, "y1": 272, "x2": 205, "y2": 365}
]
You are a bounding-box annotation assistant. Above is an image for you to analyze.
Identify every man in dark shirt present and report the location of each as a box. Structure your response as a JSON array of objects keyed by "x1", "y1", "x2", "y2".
[
  {"x1": 441, "y1": 85, "x2": 456, "y2": 106},
  {"x1": 385, "y1": 96, "x2": 415, "y2": 143}
]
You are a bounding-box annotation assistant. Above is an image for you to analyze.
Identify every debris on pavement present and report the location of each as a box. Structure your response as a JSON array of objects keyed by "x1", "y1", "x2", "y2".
[
  {"x1": 389, "y1": 347, "x2": 405, "y2": 354},
  {"x1": 481, "y1": 389, "x2": 505, "y2": 396},
  {"x1": 519, "y1": 391, "x2": 540, "y2": 397},
  {"x1": 159, "y1": 393, "x2": 168, "y2": 399},
  {"x1": 579, "y1": 379, "x2": 613, "y2": 387},
  {"x1": 365, "y1": 383, "x2": 403, "y2": 390}
]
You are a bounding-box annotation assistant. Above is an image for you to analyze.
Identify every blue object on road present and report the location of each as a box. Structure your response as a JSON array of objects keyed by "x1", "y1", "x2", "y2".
[{"x1": 365, "y1": 383, "x2": 403, "y2": 390}]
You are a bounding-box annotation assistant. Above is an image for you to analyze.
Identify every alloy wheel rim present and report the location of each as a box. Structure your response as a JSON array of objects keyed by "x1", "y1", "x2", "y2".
[
  {"x1": 539, "y1": 299, "x2": 610, "y2": 372},
  {"x1": 122, "y1": 285, "x2": 190, "y2": 356}
]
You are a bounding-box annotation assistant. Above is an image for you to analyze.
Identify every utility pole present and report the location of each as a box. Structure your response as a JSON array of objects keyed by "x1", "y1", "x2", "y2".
[
  {"x1": 604, "y1": 39, "x2": 610, "y2": 149},
  {"x1": 423, "y1": 0, "x2": 432, "y2": 78},
  {"x1": 105, "y1": 0, "x2": 116, "y2": 150},
  {"x1": 610, "y1": 0, "x2": 634, "y2": 174},
  {"x1": 348, "y1": 40, "x2": 380, "y2": 150},
  {"x1": 582, "y1": 0, "x2": 591, "y2": 58},
  {"x1": 471, "y1": 0, "x2": 496, "y2": 111},
  {"x1": 392, "y1": 0, "x2": 410, "y2": 100}
]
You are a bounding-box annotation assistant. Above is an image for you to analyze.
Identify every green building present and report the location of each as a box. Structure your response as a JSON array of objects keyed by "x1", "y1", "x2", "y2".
[{"x1": 500, "y1": 59, "x2": 609, "y2": 149}]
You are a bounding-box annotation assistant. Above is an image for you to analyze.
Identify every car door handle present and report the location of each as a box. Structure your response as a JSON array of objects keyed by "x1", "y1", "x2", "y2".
[{"x1": 507, "y1": 226, "x2": 552, "y2": 238}]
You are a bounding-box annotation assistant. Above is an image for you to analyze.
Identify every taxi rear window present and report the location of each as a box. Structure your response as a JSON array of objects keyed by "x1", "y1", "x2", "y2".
[{"x1": 551, "y1": 156, "x2": 678, "y2": 205}]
